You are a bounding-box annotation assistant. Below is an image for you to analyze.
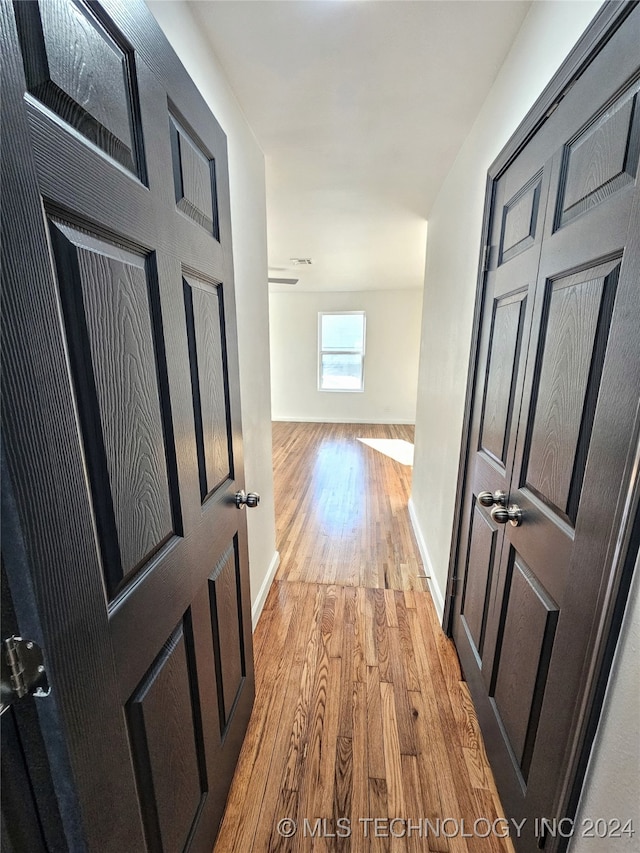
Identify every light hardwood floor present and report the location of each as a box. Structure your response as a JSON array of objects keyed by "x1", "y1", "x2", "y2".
[
  {"x1": 214, "y1": 423, "x2": 514, "y2": 853},
  {"x1": 272, "y1": 423, "x2": 426, "y2": 590}
]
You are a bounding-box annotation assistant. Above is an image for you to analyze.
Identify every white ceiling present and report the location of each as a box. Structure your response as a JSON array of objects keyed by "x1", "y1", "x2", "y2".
[{"x1": 189, "y1": 0, "x2": 532, "y2": 291}]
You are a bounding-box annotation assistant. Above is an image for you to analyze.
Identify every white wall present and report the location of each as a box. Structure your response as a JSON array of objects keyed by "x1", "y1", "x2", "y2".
[
  {"x1": 270, "y1": 289, "x2": 423, "y2": 424},
  {"x1": 147, "y1": 0, "x2": 279, "y2": 624},
  {"x1": 570, "y1": 556, "x2": 640, "y2": 852},
  {"x1": 410, "y1": 0, "x2": 603, "y2": 614}
]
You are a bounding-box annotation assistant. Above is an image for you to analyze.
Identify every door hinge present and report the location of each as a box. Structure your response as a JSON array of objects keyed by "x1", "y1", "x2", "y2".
[
  {"x1": 0, "y1": 636, "x2": 50, "y2": 716},
  {"x1": 447, "y1": 576, "x2": 458, "y2": 600},
  {"x1": 482, "y1": 244, "x2": 491, "y2": 272}
]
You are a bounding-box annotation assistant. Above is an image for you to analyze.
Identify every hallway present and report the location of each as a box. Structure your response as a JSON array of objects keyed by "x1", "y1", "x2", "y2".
[{"x1": 214, "y1": 423, "x2": 514, "y2": 852}]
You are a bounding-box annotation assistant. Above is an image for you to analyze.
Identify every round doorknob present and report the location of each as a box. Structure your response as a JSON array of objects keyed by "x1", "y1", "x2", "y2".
[
  {"x1": 235, "y1": 490, "x2": 260, "y2": 509},
  {"x1": 478, "y1": 490, "x2": 506, "y2": 507},
  {"x1": 490, "y1": 504, "x2": 522, "y2": 527}
]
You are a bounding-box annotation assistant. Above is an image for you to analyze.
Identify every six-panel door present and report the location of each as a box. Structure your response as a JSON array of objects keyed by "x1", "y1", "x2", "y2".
[
  {"x1": 1, "y1": 1, "x2": 254, "y2": 850},
  {"x1": 453, "y1": 8, "x2": 640, "y2": 849}
]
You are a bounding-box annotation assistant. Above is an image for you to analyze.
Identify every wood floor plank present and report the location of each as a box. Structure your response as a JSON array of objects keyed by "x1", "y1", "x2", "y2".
[
  {"x1": 379, "y1": 681, "x2": 406, "y2": 819},
  {"x1": 472, "y1": 788, "x2": 517, "y2": 853},
  {"x1": 368, "y1": 778, "x2": 390, "y2": 853},
  {"x1": 321, "y1": 585, "x2": 338, "y2": 647},
  {"x1": 456, "y1": 680, "x2": 487, "y2": 753},
  {"x1": 403, "y1": 589, "x2": 416, "y2": 610},
  {"x1": 395, "y1": 592, "x2": 421, "y2": 693},
  {"x1": 337, "y1": 621, "x2": 355, "y2": 739},
  {"x1": 353, "y1": 587, "x2": 367, "y2": 684},
  {"x1": 384, "y1": 588, "x2": 399, "y2": 627},
  {"x1": 374, "y1": 591, "x2": 393, "y2": 684},
  {"x1": 292, "y1": 583, "x2": 323, "y2": 666},
  {"x1": 351, "y1": 680, "x2": 369, "y2": 853},
  {"x1": 318, "y1": 657, "x2": 343, "y2": 817},
  {"x1": 267, "y1": 788, "x2": 298, "y2": 853},
  {"x1": 386, "y1": 625, "x2": 418, "y2": 756},
  {"x1": 402, "y1": 754, "x2": 428, "y2": 853},
  {"x1": 366, "y1": 666, "x2": 386, "y2": 781},
  {"x1": 334, "y1": 736, "x2": 353, "y2": 824},
  {"x1": 285, "y1": 589, "x2": 325, "y2": 793},
  {"x1": 327, "y1": 584, "x2": 345, "y2": 660},
  {"x1": 364, "y1": 589, "x2": 379, "y2": 668},
  {"x1": 214, "y1": 423, "x2": 515, "y2": 853},
  {"x1": 295, "y1": 638, "x2": 331, "y2": 843},
  {"x1": 462, "y1": 745, "x2": 492, "y2": 792}
]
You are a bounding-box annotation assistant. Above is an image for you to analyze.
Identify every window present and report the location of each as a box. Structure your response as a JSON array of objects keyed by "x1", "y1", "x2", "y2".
[{"x1": 318, "y1": 311, "x2": 366, "y2": 391}]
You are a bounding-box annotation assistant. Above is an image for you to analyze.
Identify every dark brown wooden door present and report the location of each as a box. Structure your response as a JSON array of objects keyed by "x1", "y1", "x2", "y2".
[
  {"x1": 452, "y1": 8, "x2": 640, "y2": 852},
  {"x1": 1, "y1": 1, "x2": 254, "y2": 850}
]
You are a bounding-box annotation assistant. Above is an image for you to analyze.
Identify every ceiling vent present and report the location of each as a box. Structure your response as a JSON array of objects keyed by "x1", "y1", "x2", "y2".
[
  {"x1": 268, "y1": 277, "x2": 299, "y2": 285},
  {"x1": 290, "y1": 257, "x2": 313, "y2": 265}
]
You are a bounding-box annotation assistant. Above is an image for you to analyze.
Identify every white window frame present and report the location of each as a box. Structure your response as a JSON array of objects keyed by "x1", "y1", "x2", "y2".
[{"x1": 318, "y1": 310, "x2": 366, "y2": 392}]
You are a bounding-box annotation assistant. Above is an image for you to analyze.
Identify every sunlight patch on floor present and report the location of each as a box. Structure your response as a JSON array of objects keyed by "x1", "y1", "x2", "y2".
[{"x1": 357, "y1": 437, "x2": 414, "y2": 466}]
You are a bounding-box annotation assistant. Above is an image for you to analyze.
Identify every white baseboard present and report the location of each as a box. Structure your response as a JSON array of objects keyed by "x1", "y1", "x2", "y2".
[
  {"x1": 272, "y1": 417, "x2": 416, "y2": 425},
  {"x1": 407, "y1": 498, "x2": 445, "y2": 623},
  {"x1": 251, "y1": 550, "x2": 280, "y2": 630}
]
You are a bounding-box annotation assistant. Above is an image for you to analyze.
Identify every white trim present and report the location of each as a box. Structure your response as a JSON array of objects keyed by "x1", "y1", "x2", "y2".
[
  {"x1": 272, "y1": 417, "x2": 416, "y2": 425},
  {"x1": 251, "y1": 550, "x2": 280, "y2": 630},
  {"x1": 408, "y1": 498, "x2": 445, "y2": 622}
]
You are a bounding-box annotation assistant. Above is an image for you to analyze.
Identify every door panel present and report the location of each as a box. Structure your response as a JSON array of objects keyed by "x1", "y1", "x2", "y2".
[
  {"x1": 209, "y1": 543, "x2": 247, "y2": 731},
  {"x1": 12, "y1": 0, "x2": 145, "y2": 177},
  {"x1": 184, "y1": 275, "x2": 233, "y2": 502},
  {"x1": 451, "y1": 9, "x2": 640, "y2": 851},
  {"x1": 522, "y1": 261, "x2": 619, "y2": 523},
  {"x1": 50, "y1": 221, "x2": 180, "y2": 598},
  {"x1": 170, "y1": 114, "x2": 220, "y2": 238},
  {"x1": 127, "y1": 624, "x2": 207, "y2": 853},
  {"x1": 460, "y1": 505, "x2": 499, "y2": 659},
  {"x1": 556, "y1": 83, "x2": 640, "y2": 229},
  {"x1": 1, "y1": 1, "x2": 254, "y2": 850},
  {"x1": 491, "y1": 552, "x2": 558, "y2": 781},
  {"x1": 478, "y1": 292, "x2": 527, "y2": 467},
  {"x1": 498, "y1": 171, "x2": 543, "y2": 264}
]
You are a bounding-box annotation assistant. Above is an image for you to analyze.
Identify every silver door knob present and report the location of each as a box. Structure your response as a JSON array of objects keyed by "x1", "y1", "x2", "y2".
[
  {"x1": 478, "y1": 490, "x2": 506, "y2": 507},
  {"x1": 235, "y1": 490, "x2": 260, "y2": 509},
  {"x1": 490, "y1": 504, "x2": 523, "y2": 527}
]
